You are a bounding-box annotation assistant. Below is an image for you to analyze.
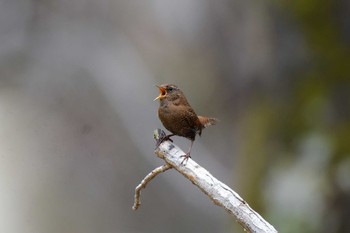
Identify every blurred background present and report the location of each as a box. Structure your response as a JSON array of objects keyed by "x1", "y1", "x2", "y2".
[{"x1": 0, "y1": 0, "x2": 349, "y2": 232}]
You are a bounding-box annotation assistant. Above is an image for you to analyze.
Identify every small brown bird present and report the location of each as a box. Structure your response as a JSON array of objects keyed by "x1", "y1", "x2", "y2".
[{"x1": 154, "y1": 84, "x2": 218, "y2": 164}]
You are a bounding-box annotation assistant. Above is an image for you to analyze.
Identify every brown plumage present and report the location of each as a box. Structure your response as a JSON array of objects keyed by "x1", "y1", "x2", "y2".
[{"x1": 154, "y1": 84, "x2": 218, "y2": 164}]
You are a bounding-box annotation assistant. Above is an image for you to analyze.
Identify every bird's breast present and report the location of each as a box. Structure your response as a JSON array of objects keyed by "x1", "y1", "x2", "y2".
[{"x1": 158, "y1": 103, "x2": 201, "y2": 140}]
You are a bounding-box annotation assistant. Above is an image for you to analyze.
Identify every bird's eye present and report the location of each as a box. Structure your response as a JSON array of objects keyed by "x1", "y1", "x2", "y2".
[{"x1": 167, "y1": 87, "x2": 173, "y2": 92}]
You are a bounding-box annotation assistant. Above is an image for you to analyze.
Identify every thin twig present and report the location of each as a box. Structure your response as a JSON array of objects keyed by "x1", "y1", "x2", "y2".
[{"x1": 132, "y1": 163, "x2": 172, "y2": 210}]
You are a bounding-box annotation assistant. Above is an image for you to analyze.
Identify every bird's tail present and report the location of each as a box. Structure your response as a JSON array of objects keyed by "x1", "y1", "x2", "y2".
[{"x1": 198, "y1": 116, "x2": 219, "y2": 128}]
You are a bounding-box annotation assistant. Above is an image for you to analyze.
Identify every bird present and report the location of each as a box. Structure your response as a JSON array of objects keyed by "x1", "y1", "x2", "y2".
[{"x1": 154, "y1": 84, "x2": 218, "y2": 164}]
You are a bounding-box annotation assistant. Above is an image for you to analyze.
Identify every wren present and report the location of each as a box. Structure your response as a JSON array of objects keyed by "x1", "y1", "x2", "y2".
[{"x1": 154, "y1": 84, "x2": 218, "y2": 164}]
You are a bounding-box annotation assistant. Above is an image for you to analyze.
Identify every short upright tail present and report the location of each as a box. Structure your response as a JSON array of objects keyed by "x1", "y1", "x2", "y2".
[{"x1": 198, "y1": 116, "x2": 219, "y2": 128}]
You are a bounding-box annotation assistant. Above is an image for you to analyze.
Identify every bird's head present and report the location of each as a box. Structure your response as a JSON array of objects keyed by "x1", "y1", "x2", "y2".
[{"x1": 154, "y1": 84, "x2": 181, "y2": 101}]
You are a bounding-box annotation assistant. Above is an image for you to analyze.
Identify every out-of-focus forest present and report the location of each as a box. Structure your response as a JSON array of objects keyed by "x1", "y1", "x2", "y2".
[{"x1": 0, "y1": 1, "x2": 349, "y2": 233}]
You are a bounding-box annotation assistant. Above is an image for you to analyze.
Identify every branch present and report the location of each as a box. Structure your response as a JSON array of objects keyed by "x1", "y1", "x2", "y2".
[
  {"x1": 133, "y1": 129, "x2": 278, "y2": 233},
  {"x1": 132, "y1": 163, "x2": 172, "y2": 210}
]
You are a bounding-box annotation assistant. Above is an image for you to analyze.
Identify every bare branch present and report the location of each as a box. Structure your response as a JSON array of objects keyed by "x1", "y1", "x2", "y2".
[
  {"x1": 132, "y1": 163, "x2": 172, "y2": 210},
  {"x1": 132, "y1": 129, "x2": 277, "y2": 232},
  {"x1": 153, "y1": 129, "x2": 278, "y2": 233}
]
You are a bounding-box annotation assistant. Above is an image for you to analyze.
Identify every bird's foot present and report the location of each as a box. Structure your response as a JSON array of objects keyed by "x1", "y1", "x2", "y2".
[
  {"x1": 180, "y1": 153, "x2": 191, "y2": 165},
  {"x1": 155, "y1": 133, "x2": 174, "y2": 149}
]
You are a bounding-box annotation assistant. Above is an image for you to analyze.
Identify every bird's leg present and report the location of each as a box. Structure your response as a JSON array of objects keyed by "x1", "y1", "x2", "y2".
[
  {"x1": 180, "y1": 140, "x2": 194, "y2": 165},
  {"x1": 155, "y1": 133, "x2": 175, "y2": 149}
]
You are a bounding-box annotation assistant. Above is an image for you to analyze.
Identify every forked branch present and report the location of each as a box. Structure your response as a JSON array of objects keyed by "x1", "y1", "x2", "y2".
[{"x1": 132, "y1": 129, "x2": 277, "y2": 233}]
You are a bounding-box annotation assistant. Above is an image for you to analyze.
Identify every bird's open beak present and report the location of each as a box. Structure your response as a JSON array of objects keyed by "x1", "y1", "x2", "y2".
[{"x1": 154, "y1": 85, "x2": 167, "y2": 101}]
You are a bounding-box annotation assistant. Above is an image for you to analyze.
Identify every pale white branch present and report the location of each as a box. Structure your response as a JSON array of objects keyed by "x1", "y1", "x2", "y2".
[
  {"x1": 132, "y1": 129, "x2": 277, "y2": 233},
  {"x1": 153, "y1": 131, "x2": 278, "y2": 233}
]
